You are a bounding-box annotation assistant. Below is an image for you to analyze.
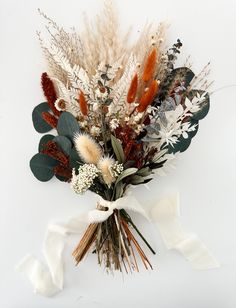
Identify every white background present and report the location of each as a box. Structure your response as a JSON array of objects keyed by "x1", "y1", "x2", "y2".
[{"x1": 0, "y1": 0, "x2": 236, "y2": 307}]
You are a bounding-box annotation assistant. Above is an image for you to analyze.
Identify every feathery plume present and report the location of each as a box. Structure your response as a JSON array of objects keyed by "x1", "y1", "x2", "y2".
[
  {"x1": 97, "y1": 157, "x2": 116, "y2": 186},
  {"x1": 137, "y1": 80, "x2": 159, "y2": 112},
  {"x1": 74, "y1": 133, "x2": 102, "y2": 164},
  {"x1": 127, "y1": 73, "x2": 138, "y2": 104},
  {"x1": 79, "y1": 90, "x2": 88, "y2": 116},
  {"x1": 142, "y1": 48, "x2": 157, "y2": 82},
  {"x1": 41, "y1": 72, "x2": 60, "y2": 116},
  {"x1": 41, "y1": 112, "x2": 58, "y2": 128}
]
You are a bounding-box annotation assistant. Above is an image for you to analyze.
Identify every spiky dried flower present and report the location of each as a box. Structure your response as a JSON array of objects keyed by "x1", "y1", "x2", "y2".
[
  {"x1": 41, "y1": 72, "x2": 60, "y2": 116},
  {"x1": 79, "y1": 90, "x2": 88, "y2": 116},
  {"x1": 137, "y1": 80, "x2": 159, "y2": 112},
  {"x1": 142, "y1": 48, "x2": 157, "y2": 82},
  {"x1": 41, "y1": 112, "x2": 58, "y2": 128},
  {"x1": 74, "y1": 133, "x2": 102, "y2": 164},
  {"x1": 71, "y1": 164, "x2": 99, "y2": 194},
  {"x1": 127, "y1": 73, "x2": 138, "y2": 104}
]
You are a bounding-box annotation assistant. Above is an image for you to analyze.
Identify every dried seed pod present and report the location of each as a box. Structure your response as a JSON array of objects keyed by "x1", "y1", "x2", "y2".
[
  {"x1": 79, "y1": 90, "x2": 88, "y2": 116},
  {"x1": 41, "y1": 72, "x2": 60, "y2": 116},
  {"x1": 137, "y1": 80, "x2": 159, "y2": 113},
  {"x1": 41, "y1": 112, "x2": 58, "y2": 128},
  {"x1": 127, "y1": 73, "x2": 138, "y2": 104},
  {"x1": 142, "y1": 48, "x2": 157, "y2": 82}
]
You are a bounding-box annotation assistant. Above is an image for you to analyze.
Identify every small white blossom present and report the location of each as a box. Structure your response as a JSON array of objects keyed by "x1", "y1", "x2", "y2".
[
  {"x1": 90, "y1": 126, "x2": 101, "y2": 137},
  {"x1": 71, "y1": 164, "x2": 99, "y2": 194},
  {"x1": 110, "y1": 118, "x2": 119, "y2": 130},
  {"x1": 109, "y1": 162, "x2": 123, "y2": 178}
]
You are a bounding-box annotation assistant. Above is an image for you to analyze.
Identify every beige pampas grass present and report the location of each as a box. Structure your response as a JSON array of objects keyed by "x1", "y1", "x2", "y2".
[
  {"x1": 97, "y1": 157, "x2": 116, "y2": 186},
  {"x1": 74, "y1": 133, "x2": 102, "y2": 164}
]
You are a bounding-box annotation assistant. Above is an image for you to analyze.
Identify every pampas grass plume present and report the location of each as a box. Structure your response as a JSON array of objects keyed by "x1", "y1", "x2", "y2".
[
  {"x1": 97, "y1": 157, "x2": 115, "y2": 186},
  {"x1": 74, "y1": 133, "x2": 102, "y2": 164}
]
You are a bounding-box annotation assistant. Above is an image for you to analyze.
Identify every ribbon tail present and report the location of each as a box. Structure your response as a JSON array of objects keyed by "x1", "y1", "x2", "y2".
[
  {"x1": 150, "y1": 193, "x2": 220, "y2": 269},
  {"x1": 16, "y1": 216, "x2": 88, "y2": 297}
]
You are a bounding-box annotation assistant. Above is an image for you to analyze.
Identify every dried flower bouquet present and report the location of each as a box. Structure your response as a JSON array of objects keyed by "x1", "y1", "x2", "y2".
[{"x1": 30, "y1": 1, "x2": 212, "y2": 275}]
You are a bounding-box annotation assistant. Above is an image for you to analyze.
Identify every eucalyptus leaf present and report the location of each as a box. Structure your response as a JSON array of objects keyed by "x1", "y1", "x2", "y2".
[
  {"x1": 32, "y1": 102, "x2": 52, "y2": 133},
  {"x1": 111, "y1": 135, "x2": 125, "y2": 163},
  {"x1": 190, "y1": 90, "x2": 210, "y2": 120},
  {"x1": 53, "y1": 136, "x2": 72, "y2": 155},
  {"x1": 69, "y1": 147, "x2": 83, "y2": 169},
  {"x1": 30, "y1": 153, "x2": 59, "y2": 182},
  {"x1": 57, "y1": 112, "x2": 80, "y2": 141}
]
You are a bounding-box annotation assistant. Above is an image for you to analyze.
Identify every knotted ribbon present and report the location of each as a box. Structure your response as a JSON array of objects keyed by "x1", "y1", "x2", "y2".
[{"x1": 16, "y1": 193, "x2": 219, "y2": 297}]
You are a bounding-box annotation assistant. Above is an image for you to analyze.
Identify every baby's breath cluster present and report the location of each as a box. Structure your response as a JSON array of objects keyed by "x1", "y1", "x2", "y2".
[
  {"x1": 71, "y1": 164, "x2": 99, "y2": 194},
  {"x1": 109, "y1": 162, "x2": 123, "y2": 178}
]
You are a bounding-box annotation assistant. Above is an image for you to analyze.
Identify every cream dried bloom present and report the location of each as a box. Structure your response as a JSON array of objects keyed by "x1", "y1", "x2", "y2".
[
  {"x1": 71, "y1": 164, "x2": 99, "y2": 194},
  {"x1": 74, "y1": 133, "x2": 102, "y2": 164},
  {"x1": 98, "y1": 157, "x2": 123, "y2": 186}
]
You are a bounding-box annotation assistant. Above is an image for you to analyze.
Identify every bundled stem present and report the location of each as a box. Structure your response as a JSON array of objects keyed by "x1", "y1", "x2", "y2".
[{"x1": 72, "y1": 209, "x2": 155, "y2": 273}]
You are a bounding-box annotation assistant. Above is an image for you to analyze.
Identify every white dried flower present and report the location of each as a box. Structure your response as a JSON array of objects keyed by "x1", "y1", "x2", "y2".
[
  {"x1": 110, "y1": 161, "x2": 123, "y2": 178},
  {"x1": 74, "y1": 133, "x2": 102, "y2": 164},
  {"x1": 71, "y1": 164, "x2": 99, "y2": 194},
  {"x1": 110, "y1": 118, "x2": 119, "y2": 130},
  {"x1": 90, "y1": 126, "x2": 101, "y2": 137},
  {"x1": 54, "y1": 98, "x2": 67, "y2": 111},
  {"x1": 92, "y1": 102, "x2": 100, "y2": 112}
]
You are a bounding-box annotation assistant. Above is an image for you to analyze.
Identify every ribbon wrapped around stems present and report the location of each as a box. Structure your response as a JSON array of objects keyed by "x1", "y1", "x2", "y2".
[{"x1": 16, "y1": 193, "x2": 220, "y2": 297}]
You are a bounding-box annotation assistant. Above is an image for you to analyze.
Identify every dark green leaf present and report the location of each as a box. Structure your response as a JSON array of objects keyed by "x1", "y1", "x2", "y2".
[
  {"x1": 38, "y1": 134, "x2": 54, "y2": 152},
  {"x1": 32, "y1": 102, "x2": 52, "y2": 133},
  {"x1": 57, "y1": 112, "x2": 80, "y2": 141},
  {"x1": 53, "y1": 136, "x2": 72, "y2": 155},
  {"x1": 30, "y1": 153, "x2": 59, "y2": 182},
  {"x1": 190, "y1": 90, "x2": 210, "y2": 120},
  {"x1": 168, "y1": 135, "x2": 192, "y2": 154},
  {"x1": 69, "y1": 147, "x2": 83, "y2": 169}
]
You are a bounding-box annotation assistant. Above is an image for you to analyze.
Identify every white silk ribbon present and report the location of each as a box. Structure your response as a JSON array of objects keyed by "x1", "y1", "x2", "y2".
[{"x1": 16, "y1": 193, "x2": 220, "y2": 297}]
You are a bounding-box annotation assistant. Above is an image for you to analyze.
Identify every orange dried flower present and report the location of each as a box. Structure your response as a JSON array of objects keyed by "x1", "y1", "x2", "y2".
[
  {"x1": 79, "y1": 90, "x2": 88, "y2": 116},
  {"x1": 41, "y1": 72, "x2": 60, "y2": 116},
  {"x1": 41, "y1": 112, "x2": 58, "y2": 128},
  {"x1": 137, "y1": 80, "x2": 159, "y2": 113},
  {"x1": 142, "y1": 48, "x2": 157, "y2": 82},
  {"x1": 127, "y1": 73, "x2": 138, "y2": 104}
]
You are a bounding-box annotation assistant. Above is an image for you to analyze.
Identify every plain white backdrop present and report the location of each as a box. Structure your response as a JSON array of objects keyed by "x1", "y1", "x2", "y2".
[{"x1": 0, "y1": 0, "x2": 236, "y2": 307}]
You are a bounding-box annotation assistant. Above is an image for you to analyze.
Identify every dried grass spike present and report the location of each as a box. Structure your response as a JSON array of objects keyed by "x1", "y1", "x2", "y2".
[
  {"x1": 74, "y1": 133, "x2": 102, "y2": 164},
  {"x1": 97, "y1": 157, "x2": 116, "y2": 186},
  {"x1": 79, "y1": 90, "x2": 88, "y2": 116},
  {"x1": 127, "y1": 73, "x2": 138, "y2": 104},
  {"x1": 142, "y1": 48, "x2": 157, "y2": 82},
  {"x1": 41, "y1": 72, "x2": 60, "y2": 116},
  {"x1": 41, "y1": 112, "x2": 58, "y2": 128},
  {"x1": 137, "y1": 80, "x2": 159, "y2": 112}
]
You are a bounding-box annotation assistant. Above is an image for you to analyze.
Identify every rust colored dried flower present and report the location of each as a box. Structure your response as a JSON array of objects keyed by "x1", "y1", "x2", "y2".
[
  {"x1": 142, "y1": 48, "x2": 157, "y2": 82},
  {"x1": 41, "y1": 72, "x2": 60, "y2": 116},
  {"x1": 127, "y1": 73, "x2": 138, "y2": 103},
  {"x1": 79, "y1": 90, "x2": 88, "y2": 116},
  {"x1": 41, "y1": 140, "x2": 69, "y2": 166},
  {"x1": 137, "y1": 80, "x2": 159, "y2": 113},
  {"x1": 53, "y1": 165, "x2": 72, "y2": 181},
  {"x1": 41, "y1": 112, "x2": 58, "y2": 128}
]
